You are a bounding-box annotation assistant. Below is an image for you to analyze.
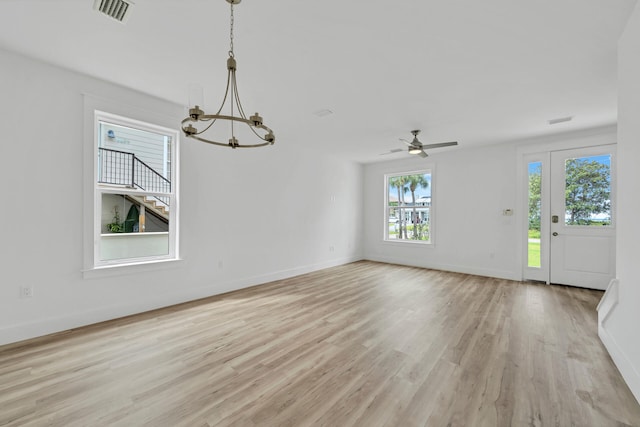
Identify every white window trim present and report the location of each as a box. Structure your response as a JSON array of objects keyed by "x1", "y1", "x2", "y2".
[
  {"x1": 383, "y1": 168, "x2": 435, "y2": 245},
  {"x1": 83, "y1": 95, "x2": 181, "y2": 276}
]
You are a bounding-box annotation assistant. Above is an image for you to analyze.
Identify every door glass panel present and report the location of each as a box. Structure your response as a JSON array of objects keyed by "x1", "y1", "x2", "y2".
[
  {"x1": 564, "y1": 155, "x2": 611, "y2": 226},
  {"x1": 528, "y1": 162, "x2": 541, "y2": 268}
]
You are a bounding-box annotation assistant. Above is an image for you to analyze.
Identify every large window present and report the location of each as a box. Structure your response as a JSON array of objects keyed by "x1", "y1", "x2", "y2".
[
  {"x1": 94, "y1": 111, "x2": 179, "y2": 266},
  {"x1": 385, "y1": 170, "x2": 432, "y2": 243}
]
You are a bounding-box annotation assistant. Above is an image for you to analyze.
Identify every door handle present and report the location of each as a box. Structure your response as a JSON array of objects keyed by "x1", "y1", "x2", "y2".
[{"x1": 552, "y1": 232, "x2": 558, "y2": 236}]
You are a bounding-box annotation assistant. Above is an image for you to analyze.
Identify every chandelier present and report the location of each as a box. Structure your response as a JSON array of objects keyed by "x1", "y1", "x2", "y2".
[{"x1": 181, "y1": 0, "x2": 275, "y2": 149}]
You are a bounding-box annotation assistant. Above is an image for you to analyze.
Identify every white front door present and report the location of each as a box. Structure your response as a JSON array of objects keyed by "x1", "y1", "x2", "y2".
[{"x1": 549, "y1": 146, "x2": 616, "y2": 290}]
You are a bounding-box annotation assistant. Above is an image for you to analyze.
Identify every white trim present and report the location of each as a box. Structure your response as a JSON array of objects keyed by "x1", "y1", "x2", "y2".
[
  {"x1": 599, "y1": 321, "x2": 640, "y2": 404},
  {"x1": 82, "y1": 258, "x2": 183, "y2": 279},
  {"x1": 0, "y1": 255, "x2": 362, "y2": 346},
  {"x1": 83, "y1": 93, "x2": 183, "y2": 273},
  {"x1": 515, "y1": 125, "x2": 617, "y2": 153},
  {"x1": 597, "y1": 278, "x2": 619, "y2": 324},
  {"x1": 515, "y1": 127, "x2": 617, "y2": 283},
  {"x1": 521, "y1": 152, "x2": 550, "y2": 282},
  {"x1": 365, "y1": 254, "x2": 520, "y2": 281},
  {"x1": 383, "y1": 167, "x2": 435, "y2": 245},
  {"x1": 84, "y1": 100, "x2": 180, "y2": 271},
  {"x1": 381, "y1": 239, "x2": 434, "y2": 247}
]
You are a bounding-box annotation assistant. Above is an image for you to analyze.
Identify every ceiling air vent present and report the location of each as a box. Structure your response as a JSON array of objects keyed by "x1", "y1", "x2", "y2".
[{"x1": 94, "y1": 0, "x2": 134, "y2": 23}]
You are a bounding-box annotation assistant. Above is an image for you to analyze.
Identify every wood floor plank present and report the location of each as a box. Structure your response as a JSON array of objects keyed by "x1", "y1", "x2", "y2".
[{"x1": 1, "y1": 261, "x2": 639, "y2": 426}]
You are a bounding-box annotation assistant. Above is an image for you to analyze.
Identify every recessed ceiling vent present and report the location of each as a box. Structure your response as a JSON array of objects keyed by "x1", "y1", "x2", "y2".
[{"x1": 93, "y1": 0, "x2": 134, "y2": 23}]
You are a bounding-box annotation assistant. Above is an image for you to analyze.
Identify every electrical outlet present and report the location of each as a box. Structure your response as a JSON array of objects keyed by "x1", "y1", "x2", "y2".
[{"x1": 20, "y1": 286, "x2": 33, "y2": 298}]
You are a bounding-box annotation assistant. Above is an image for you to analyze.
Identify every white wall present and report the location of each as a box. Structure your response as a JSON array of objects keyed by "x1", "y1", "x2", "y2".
[
  {"x1": 364, "y1": 143, "x2": 521, "y2": 280},
  {"x1": 599, "y1": 2, "x2": 640, "y2": 403},
  {"x1": 363, "y1": 126, "x2": 618, "y2": 282},
  {"x1": 0, "y1": 48, "x2": 364, "y2": 345}
]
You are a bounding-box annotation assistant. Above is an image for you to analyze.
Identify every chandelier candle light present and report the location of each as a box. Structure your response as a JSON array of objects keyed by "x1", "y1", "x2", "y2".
[{"x1": 182, "y1": 0, "x2": 275, "y2": 148}]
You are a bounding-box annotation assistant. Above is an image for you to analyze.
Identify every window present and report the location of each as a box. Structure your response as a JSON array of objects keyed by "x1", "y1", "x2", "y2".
[
  {"x1": 385, "y1": 170, "x2": 432, "y2": 243},
  {"x1": 527, "y1": 161, "x2": 542, "y2": 268},
  {"x1": 563, "y1": 155, "x2": 611, "y2": 226},
  {"x1": 94, "y1": 111, "x2": 179, "y2": 267}
]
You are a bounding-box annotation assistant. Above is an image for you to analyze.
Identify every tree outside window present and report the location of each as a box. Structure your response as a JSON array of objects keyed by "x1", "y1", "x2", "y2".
[
  {"x1": 386, "y1": 171, "x2": 431, "y2": 243},
  {"x1": 563, "y1": 157, "x2": 611, "y2": 226}
]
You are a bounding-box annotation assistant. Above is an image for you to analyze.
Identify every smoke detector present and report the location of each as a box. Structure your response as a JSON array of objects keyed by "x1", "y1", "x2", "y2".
[{"x1": 94, "y1": 0, "x2": 134, "y2": 23}]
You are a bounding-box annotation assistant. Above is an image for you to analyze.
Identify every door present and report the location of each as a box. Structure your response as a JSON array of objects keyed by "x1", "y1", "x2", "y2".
[{"x1": 549, "y1": 146, "x2": 615, "y2": 290}]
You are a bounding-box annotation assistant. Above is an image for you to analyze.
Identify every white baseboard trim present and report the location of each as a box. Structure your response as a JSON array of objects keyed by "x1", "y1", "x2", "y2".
[
  {"x1": 599, "y1": 322, "x2": 640, "y2": 405},
  {"x1": 364, "y1": 255, "x2": 521, "y2": 281},
  {"x1": 597, "y1": 278, "x2": 619, "y2": 324},
  {"x1": 220, "y1": 255, "x2": 364, "y2": 294},
  {"x1": 0, "y1": 255, "x2": 363, "y2": 347}
]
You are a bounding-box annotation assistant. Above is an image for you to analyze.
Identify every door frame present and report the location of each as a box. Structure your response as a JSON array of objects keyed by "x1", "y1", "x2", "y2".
[
  {"x1": 522, "y1": 152, "x2": 551, "y2": 282},
  {"x1": 517, "y1": 126, "x2": 617, "y2": 282}
]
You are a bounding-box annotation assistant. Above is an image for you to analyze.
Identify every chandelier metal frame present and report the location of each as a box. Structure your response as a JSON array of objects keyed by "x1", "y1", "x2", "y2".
[{"x1": 181, "y1": 0, "x2": 275, "y2": 149}]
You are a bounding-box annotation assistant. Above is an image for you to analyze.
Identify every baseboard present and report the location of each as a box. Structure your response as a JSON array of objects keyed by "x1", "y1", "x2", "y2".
[
  {"x1": 0, "y1": 255, "x2": 363, "y2": 347},
  {"x1": 597, "y1": 279, "x2": 619, "y2": 324},
  {"x1": 220, "y1": 255, "x2": 364, "y2": 293},
  {"x1": 599, "y1": 322, "x2": 640, "y2": 404},
  {"x1": 364, "y1": 255, "x2": 521, "y2": 281}
]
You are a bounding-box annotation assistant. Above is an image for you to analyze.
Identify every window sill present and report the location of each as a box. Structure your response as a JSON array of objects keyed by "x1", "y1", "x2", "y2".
[
  {"x1": 383, "y1": 239, "x2": 433, "y2": 246},
  {"x1": 83, "y1": 257, "x2": 183, "y2": 279},
  {"x1": 100, "y1": 232, "x2": 169, "y2": 237}
]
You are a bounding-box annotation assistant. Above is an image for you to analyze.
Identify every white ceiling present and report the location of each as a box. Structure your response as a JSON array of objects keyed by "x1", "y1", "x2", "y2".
[{"x1": 0, "y1": 0, "x2": 636, "y2": 163}]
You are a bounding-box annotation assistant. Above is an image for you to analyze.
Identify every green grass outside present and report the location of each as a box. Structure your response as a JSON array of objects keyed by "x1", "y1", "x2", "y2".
[
  {"x1": 388, "y1": 223, "x2": 429, "y2": 241},
  {"x1": 528, "y1": 240, "x2": 541, "y2": 267}
]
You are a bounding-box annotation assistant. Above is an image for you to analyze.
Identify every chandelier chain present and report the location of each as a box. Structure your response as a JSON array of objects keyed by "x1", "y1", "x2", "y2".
[
  {"x1": 181, "y1": 0, "x2": 275, "y2": 149},
  {"x1": 229, "y1": 3, "x2": 234, "y2": 56}
]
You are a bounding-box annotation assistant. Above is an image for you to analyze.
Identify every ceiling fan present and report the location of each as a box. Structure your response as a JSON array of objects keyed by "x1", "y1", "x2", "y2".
[{"x1": 399, "y1": 130, "x2": 458, "y2": 158}]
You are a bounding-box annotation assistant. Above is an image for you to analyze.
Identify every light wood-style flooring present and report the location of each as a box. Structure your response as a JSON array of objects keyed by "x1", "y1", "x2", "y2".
[{"x1": 1, "y1": 261, "x2": 639, "y2": 426}]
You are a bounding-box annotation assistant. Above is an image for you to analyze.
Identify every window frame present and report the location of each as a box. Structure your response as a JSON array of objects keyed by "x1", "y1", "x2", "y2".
[
  {"x1": 91, "y1": 110, "x2": 180, "y2": 269},
  {"x1": 384, "y1": 168, "x2": 434, "y2": 245}
]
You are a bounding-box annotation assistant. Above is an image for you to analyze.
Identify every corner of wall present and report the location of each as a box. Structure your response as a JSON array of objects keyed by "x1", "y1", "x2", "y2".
[
  {"x1": 597, "y1": 278, "x2": 619, "y2": 326},
  {"x1": 598, "y1": 312, "x2": 640, "y2": 404}
]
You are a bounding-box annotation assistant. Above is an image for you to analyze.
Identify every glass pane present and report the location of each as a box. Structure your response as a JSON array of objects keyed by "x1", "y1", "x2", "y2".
[
  {"x1": 564, "y1": 155, "x2": 611, "y2": 226},
  {"x1": 98, "y1": 121, "x2": 172, "y2": 194},
  {"x1": 387, "y1": 173, "x2": 431, "y2": 242},
  {"x1": 100, "y1": 193, "x2": 170, "y2": 261},
  {"x1": 388, "y1": 208, "x2": 399, "y2": 240},
  {"x1": 528, "y1": 162, "x2": 541, "y2": 268}
]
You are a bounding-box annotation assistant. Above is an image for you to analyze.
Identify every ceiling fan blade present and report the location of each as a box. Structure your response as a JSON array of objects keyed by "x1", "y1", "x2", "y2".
[
  {"x1": 422, "y1": 141, "x2": 458, "y2": 149},
  {"x1": 399, "y1": 138, "x2": 416, "y2": 147},
  {"x1": 379, "y1": 148, "x2": 403, "y2": 156}
]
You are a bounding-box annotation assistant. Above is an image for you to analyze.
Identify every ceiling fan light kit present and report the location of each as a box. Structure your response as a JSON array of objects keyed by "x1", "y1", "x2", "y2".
[
  {"x1": 181, "y1": 0, "x2": 276, "y2": 149},
  {"x1": 400, "y1": 130, "x2": 458, "y2": 157}
]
